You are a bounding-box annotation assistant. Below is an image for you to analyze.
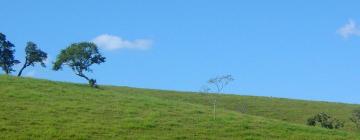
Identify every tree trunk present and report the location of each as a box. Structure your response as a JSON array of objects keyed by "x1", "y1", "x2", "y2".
[
  {"x1": 4, "y1": 64, "x2": 9, "y2": 75},
  {"x1": 213, "y1": 99, "x2": 216, "y2": 120},
  {"x1": 76, "y1": 73, "x2": 96, "y2": 87},
  {"x1": 76, "y1": 73, "x2": 90, "y2": 81},
  {"x1": 17, "y1": 62, "x2": 27, "y2": 77}
]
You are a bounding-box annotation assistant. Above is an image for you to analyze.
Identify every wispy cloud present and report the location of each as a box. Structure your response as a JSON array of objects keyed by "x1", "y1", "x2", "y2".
[
  {"x1": 92, "y1": 34, "x2": 153, "y2": 51},
  {"x1": 337, "y1": 19, "x2": 360, "y2": 39}
]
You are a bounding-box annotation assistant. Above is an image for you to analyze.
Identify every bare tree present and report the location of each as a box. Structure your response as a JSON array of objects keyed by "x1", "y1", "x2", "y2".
[
  {"x1": 208, "y1": 74, "x2": 234, "y2": 93},
  {"x1": 206, "y1": 74, "x2": 234, "y2": 120}
]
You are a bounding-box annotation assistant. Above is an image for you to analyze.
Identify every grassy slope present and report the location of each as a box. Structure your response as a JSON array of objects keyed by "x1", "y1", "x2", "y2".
[
  {"x1": 0, "y1": 75, "x2": 359, "y2": 139},
  {"x1": 139, "y1": 89, "x2": 360, "y2": 131}
]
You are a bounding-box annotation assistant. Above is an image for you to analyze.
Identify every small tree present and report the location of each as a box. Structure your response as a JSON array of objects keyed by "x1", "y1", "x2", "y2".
[
  {"x1": 17, "y1": 42, "x2": 47, "y2": 77},
  {"x1": 207, "y1": 74, "x2": 234, "y2": 120},
  {"x1": 0, "y1": 33, "x2": 20, "y2": 74},
  {"x1": 53, "y1": 42, "x2": 105, "y2": 87},
  {"x1": 208, "y1": 74, "x2": 235, "y2": 93},
  {"x1": 307, "y1": 112, "x2": 344, "y2": 129},
  {"x1": 350, "y1": 108, "x2": 360, "y2": 129}
]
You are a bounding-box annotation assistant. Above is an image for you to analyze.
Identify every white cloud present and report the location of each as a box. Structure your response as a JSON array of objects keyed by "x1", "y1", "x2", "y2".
[
  {"x1": 92, "y1": 34, "x2": 153, "y2": 51},
  {"x1": 25, "y1": 70, "x2": 36, "y2": 77},
  {"x1": 337, "y1": 19, "x2": 360, "y2": 38}
]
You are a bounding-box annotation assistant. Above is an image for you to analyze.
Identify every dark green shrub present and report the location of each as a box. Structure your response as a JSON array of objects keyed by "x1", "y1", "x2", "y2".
[
  {"x1": 350, "y1": 108, "x2": 360, "y2": 129},
  {"x1": 306, "y1": 112, "x2": 344, "y2": 129}
]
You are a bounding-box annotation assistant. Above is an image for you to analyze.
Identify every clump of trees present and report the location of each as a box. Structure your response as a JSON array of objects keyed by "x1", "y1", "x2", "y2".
[
  {"x1": 201, "y1": 74, "x2": 234, "y2": 120},
  {"x1": 0, "y1": 32, "x2": 105, "y2": 88},
  {"x1": 53, "y1": 42, "x2": 106, "y2": 88},
  {"x1": 0, "y1": 33, "x2": 47, "y2": 76},
  {"x1": 307, "y1": 112, "x2": 344, "y2": 129}
]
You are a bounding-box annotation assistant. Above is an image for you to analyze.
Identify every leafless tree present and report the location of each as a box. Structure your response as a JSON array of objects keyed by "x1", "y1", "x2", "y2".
[
  {"x1": 208, "y1": 74, "x2": 234, "y2": 93},
  {"x1": 205, "y1": 74, "x2": 234, "y2": 120}
]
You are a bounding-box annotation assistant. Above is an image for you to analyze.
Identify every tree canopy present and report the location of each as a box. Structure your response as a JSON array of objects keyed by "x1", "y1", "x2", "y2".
[
  {"x1": 18, "y1": 42, "x2": 47, "y2": 77},
  {"x1": 208, "y1": 74, "x2": 234, "y2": 93},
  {"x1": 0, "y1": 33, "x2": 20, "y2": 74},
  {"x1": 53, "y1": 42, "x2": 105, "y2": 87}
]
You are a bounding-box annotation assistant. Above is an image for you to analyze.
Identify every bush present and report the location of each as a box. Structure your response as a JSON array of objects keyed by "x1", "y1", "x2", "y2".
[
  {"x1": 306, "y1": 112, "x2": 344, "y2": 129},
  {"x1": 350, "y1": 108, "x2": 360, "y2": 129}
]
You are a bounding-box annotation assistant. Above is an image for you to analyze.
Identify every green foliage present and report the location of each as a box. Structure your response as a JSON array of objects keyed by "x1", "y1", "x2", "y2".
[
  {"x1": 53, "y1": 42, "x2": 105, "y2": 87},
  {"x1": 0, "y1": 33, "x2": 20, "y2": 74},
  {"x1": 17, "y1": 42, "x2": 47, "y2": 77},
  {"x1": 350, "y1": 108, "x2": 360, "y2": 129},
  {"x1": 307, "y1": 112, "x2": 344, "y2": 129},
  {"x1": 0, "y1": 75, "x2": 359, "y2": 139}
]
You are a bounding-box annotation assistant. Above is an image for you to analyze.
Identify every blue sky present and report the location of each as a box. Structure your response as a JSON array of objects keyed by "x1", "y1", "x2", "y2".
[{"x1": 1, "y1": 0, "x2": 360, "y2": 103}]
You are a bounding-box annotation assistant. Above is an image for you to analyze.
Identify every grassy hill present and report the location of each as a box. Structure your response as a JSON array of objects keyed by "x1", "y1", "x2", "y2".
[{"x1": 0, "y1": 75, "x2": 360, "y2": 139}]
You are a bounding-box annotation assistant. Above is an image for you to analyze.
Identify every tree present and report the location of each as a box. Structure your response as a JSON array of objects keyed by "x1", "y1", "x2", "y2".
[
  {"x1": 206, "y1": 74, "x2": 234, "y2": 120},
  {"x1": 307, "y1": 112, "x2": 344, "y2": 129},
  {"x1": 17, "y1": 42, "x2": 47, "y2": 77},
  {"x1": 53, "y1": 42, "x2": 105, "y2": 87},
  {"x1": 350, "y1": 108, "x2": 360, "y2": 129},
  {"x1": 0, "y1": 33, "x2": 20, "y2": 74},
  {"x1": 208, "y1": 74, "x2": 235, "y2": 93}
]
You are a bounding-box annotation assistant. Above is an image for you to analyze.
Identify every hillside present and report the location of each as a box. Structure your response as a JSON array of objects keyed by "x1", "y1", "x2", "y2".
[{"x1": 0, "y1": 75, "x2": 359, "y2": 139}]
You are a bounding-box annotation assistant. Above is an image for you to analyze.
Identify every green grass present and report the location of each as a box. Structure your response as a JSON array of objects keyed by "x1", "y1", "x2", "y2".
[{"x1": 0, "y1": 75, "x2": 360, "y2": 139}]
